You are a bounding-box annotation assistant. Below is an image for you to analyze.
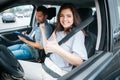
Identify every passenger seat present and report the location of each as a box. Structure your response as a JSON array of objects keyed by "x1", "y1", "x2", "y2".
[
  {"x1": 47, "y1": 7, "x2": 56, "y2": 30},
  {"x1": 78, "y1": 8, "x2": 97, "y2": 58}
]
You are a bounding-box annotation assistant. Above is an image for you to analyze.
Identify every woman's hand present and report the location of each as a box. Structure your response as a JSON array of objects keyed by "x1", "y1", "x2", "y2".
[
  {"x1": 40, "y1": 24, "x2": 59, "y2": 54},
  {"x1": 45, "y1": 33, "x2": 59, "y2": 53},
  {"x1": 40, "y1": 24, "x2": 45, "y2": 34},
  {"x1": 40, "y1": 23, "x2": 48, "y2": 54}
]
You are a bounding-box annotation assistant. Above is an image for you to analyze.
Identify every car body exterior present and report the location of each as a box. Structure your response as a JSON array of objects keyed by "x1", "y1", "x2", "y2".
[
  {"x1": 0, "y1": 0, "x2": 120, "y2": 80},
  {"x1": 2, "y1": 13, "x2": 16, "y2": 23}
]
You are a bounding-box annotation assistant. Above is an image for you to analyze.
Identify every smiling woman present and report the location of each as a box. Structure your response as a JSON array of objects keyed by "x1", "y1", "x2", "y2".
[{"x1": 12, "y1": 3, "x2": 88, "y2": 80}]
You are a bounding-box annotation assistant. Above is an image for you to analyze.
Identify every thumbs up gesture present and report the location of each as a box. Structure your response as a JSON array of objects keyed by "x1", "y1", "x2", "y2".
[
  {"x1": 45, "y1": 32, "x2": 59, "y2": 53},
  {"x1": 40, "y1": 23, "x2": 60, "y2": 54}
]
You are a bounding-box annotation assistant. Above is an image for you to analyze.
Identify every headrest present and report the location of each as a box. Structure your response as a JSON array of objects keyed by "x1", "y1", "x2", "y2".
[
  {"x1": 78, "y1": 8, "x2": 93, "y2": 31},
  {"x1": 47, "y1": 7, "x2": 56, "y2": 20},
  {"x1": 78, "y1": 8, "x2": 92, "y2": 21}
]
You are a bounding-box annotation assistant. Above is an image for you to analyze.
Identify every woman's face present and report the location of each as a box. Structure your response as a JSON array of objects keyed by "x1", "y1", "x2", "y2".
[{"x1": 60, "y1": 8, "x2": 74, "y2": 30}]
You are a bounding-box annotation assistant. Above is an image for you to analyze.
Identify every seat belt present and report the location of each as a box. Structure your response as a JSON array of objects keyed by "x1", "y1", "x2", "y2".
[
  {"x1": 58, "y1": 15, "x2": 95, "y2": 45},
  {"x1": 47, "y1": 15, "x2": 96, "y2": 56}
]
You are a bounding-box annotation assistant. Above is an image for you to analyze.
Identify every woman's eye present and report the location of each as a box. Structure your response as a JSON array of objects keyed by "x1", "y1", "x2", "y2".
[
  {"x1": 67, "y1": 15, "x2": 72, "y2": 18},
  {"x1": 60, "y1": 15, "x2": 63, "y2": 17}
]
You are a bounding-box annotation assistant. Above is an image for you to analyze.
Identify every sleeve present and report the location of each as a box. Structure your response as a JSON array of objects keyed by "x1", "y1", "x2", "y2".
[
  {"x1": 35, "y1": 27, "x2": 44, "y2": 47},
  {"x1": 71, "y1": 31, "x2": 88, "y2": 60}
]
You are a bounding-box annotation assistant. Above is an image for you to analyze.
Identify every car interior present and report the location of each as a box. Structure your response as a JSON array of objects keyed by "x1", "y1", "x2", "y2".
[{"x1": 0, "y1": 0, "x2": 103, "y2": 79}]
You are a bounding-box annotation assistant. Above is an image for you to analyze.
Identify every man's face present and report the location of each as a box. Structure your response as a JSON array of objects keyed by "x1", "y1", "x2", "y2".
[{"x1": 36, "y1": 11, "x2": 47, "y2": 23}]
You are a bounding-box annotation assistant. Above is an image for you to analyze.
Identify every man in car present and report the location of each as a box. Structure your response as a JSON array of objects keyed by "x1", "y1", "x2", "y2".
[{"x1": 8, "y1": 6, "x2": 53, "y2": 61}]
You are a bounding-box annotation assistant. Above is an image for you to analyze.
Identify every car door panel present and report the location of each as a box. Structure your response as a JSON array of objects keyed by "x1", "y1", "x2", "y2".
[
  {"x1": 0, "y1": 5, "x2": 34, "y2": 46},
  {"x1": 94, "y1": 51, "x2": 120, "y2": 80},
  {"x1": 0, "y1": 26, "x2": 32, "y2": 46},
  {"x1": 59, "y1": 52, "x2": 120, "y2": 80}
]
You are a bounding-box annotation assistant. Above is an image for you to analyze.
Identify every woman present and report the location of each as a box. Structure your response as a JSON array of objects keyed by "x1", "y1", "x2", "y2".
[{"x1": 19, "y1": 3, "x2": 88, "y2": 80}]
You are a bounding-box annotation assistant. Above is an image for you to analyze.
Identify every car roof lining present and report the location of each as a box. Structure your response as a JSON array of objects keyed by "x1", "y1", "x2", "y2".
[{"x1": 0, "y1": 0, "x2": 95, "y2": 12}]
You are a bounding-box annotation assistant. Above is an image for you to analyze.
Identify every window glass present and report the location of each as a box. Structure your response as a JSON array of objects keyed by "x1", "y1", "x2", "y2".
[
  {"x1": 113, "y1": 0, "x2": 120, "y2": 50},
  {"x1": 0, "y1": 5, "x2": 33, "y2": 30},
  {"x1": 117, "y1": 0, "x2": 120, "y2": 22}
]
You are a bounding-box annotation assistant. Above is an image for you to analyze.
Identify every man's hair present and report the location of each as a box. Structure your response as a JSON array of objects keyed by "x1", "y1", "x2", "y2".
[{"x1": 37, "y1": 6, "x2": 48, "y2": 15}]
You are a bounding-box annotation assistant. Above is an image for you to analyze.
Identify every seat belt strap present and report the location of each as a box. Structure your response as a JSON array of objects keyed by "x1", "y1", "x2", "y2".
[
  {"x1": 46, "y1": 15, "x2": 95, "y2": 57},
  {"x1": 58, "y1": 16, "x2": 95, "y2": 45}
]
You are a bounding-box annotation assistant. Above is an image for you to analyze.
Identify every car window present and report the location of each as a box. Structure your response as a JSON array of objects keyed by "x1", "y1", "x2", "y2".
[
  {"x1": 117, "y1": 0, "x2": 120, "y2": 22},
  {"x1": 0, "y1": 5, "x2": 33, "y2": 30},
  {"x1": 112, "y1": 0, "x2": 120, "y2": 51}
]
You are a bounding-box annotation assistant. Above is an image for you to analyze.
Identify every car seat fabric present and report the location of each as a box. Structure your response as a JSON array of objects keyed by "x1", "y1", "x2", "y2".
[
  {"x1": 88, "y1": 12, "x2": 97, "y2": 36},
  {"x1": 85, "y1": 31, "x2": 96, "y2": 58},
  {"x1": 78, "y1": 8, "x2": 92, "y2": 21},
  {"x1": 47, "y1": 7, "x2": 56, "y2": 30},
  {"x1": 78, "y1": 8, "x2": 97, "y2": 58},
  {"x1": 47, "y1": 7, "x2": 56, "y2": 20}
]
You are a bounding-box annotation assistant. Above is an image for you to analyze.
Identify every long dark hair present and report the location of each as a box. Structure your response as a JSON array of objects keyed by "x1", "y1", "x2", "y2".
[{"x1": 55, "y1": 3, "x2": 81, "y2": 34}]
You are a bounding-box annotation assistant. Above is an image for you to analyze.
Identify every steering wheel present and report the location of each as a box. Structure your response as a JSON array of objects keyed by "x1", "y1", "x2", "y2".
[
  {"x1": 0, "y1": 45, "x2": 24, "y2": 78},
  {"x1": 0, "y1": 34, "x2": 21, "y2": 44}
]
